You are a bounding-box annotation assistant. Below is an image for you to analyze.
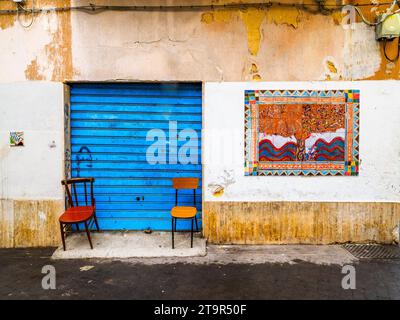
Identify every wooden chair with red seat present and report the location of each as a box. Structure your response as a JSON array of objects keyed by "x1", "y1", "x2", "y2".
[
  {"x1": 171, "y1": 177, "x2": 199, "y2": 249},
  {"x1": 59, "y1": 177, "x2": 100, "y2": 251}
]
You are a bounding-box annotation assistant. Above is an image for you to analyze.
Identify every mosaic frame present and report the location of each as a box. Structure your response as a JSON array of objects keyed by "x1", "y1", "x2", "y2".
[{"x1": 244, "y1": 90, "x2": 360, "y2": 176}]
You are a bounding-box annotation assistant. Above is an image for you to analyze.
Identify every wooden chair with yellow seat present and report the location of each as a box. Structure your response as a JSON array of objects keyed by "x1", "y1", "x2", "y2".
[{"x1": 171, "y1": 177, "x2": 199, "y2": 249}]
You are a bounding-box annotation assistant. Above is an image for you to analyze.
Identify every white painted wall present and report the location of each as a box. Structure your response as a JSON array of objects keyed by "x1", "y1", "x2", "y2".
[
  {"x1": 204, "y1": 81, "x2": 400, "y2": 202},
  {"x1": 0, "y1": 82, "x2": 64, "y2": 200}
]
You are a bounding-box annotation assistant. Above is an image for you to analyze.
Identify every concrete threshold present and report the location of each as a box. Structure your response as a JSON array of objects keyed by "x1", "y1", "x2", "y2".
[{"x1": 51, "y1": 231, "x2": 206, "y2": 260}]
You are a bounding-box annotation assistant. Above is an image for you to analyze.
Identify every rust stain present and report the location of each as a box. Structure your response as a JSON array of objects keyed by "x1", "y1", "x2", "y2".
[{"x1": 203, "y1": 201, "x2": 400, "y2": 244}]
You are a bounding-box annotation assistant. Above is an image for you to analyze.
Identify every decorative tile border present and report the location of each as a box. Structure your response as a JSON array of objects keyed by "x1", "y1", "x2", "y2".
[{"x1": 244, "y1": 90, "x2": 360, "y2": 176}]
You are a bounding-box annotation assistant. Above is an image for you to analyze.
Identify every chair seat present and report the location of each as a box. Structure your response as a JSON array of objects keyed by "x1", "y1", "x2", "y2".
[
  {"x1": 171, "y1": 206, "x2": 197, "y2": 218},
  {"x1": 59, "y1": 206, "x2": 95, "y2": 223}
]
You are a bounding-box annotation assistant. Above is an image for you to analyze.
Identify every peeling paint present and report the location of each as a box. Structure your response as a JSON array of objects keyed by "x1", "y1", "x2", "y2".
[
  {"x1": 368, "y1": 40, "x2": 400, "y2": 80},
  {"x1": 323, "y1": 57, "x2": 343, "y2": 80},
  {"x1": 331, "y1": 11, "x2": 343, "y2": 25},
  {"x1": 326, "y1": 60, "x2": 338, "y2": 74},
  {"x1": 21, "y1": 2, "x2": 73, "y2": 81},
  {"x1": 0, "y1": 14, "x2": 15, "y2": 30},
  {"x1": 201, "y1": 10, "x2": 232, "y2": 24},
  {"x1": 265, "y1": 7, "x2": 302, "y2": 28},
  {"x1": 45, "y1": 10, "x2": 73, "y2": 81},
  {"x1": 25, "y1": 58, "x2": 46, "y2": 80},
  {"x1": 1, "y1": 1, "x2": 400, "y2": 81},
  {"x1": 0, "y1": 0, "x2": 16, "y2": 30},
  {"x1": 208, "y1": 170, "x2": 236, "y2": 198},
  {"x1": 211, "y1": 185, "x2": 225, "y2": 197},
  {"x1": 201, "y1": 6, "x2": 301, "y2": 56},
  {"x1": 385, "y1": 61, "x2": 396, "y2": 74},
  {"x1": 343, "y1": 23, "x2": 382, "y2": 80},
  {"x1": 240, "y1": 9, "x2": 265, "y2": 55},
  {"x1": 249, "y1": 62, "x2": 262, "y2": 80}
]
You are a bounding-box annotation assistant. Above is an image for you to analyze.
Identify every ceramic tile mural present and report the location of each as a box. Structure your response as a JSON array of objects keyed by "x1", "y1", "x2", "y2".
[
  {"x1": 9, "y1": 132, "x2": 24, "y2": 146},
  {"x1": 244, "y1": 90, "x2": 360, "y2": 176}
]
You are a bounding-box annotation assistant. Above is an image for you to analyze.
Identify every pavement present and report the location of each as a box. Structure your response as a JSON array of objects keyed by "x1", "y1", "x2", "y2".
[
  {"x1": 52, "y1": 231, "x2": 206, "y2": 259},
  {"x1": 1, "y1": 244, "x2": 400, "y2": 299}
]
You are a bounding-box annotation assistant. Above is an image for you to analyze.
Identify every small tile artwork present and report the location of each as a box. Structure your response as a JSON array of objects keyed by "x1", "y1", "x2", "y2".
[
  {"x1": 244, "y1": 90, "x2": 360, "y2": 176},
  {"x1": 9, "y1": 132, "x2": 24, "y2": 147}
]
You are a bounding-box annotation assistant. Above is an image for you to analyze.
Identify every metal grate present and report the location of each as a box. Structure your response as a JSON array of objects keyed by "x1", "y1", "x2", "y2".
[{"x1": 342, "y1": 244, "x2": 400, "y2": 259}]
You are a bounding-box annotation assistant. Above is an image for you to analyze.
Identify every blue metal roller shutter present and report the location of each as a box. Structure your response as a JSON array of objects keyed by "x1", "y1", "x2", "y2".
[{"x1": 69, "y1": 83, "x2": 202, "y2": 230}]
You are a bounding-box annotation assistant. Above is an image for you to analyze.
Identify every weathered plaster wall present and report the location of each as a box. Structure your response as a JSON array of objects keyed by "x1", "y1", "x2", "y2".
[
  {"x1": 203, "y1": 202, "x2": 400, "y2": 244},
  {"x1": 203, "y1": 81, "x2": 400, "y2": 244},
  {"x1": 70, "y1": 0, "x2": 350, "y2": 81},
  {"x1": 204, "y1": 81, "x2": 400, "y2": 202},
  {"x1": 0, "y1": 82, "x2": 65, "y2": 247},
  {"x1": 0, "y1": 0, "x2": 399, "y2": 82},
  {"x1": 0, "y1": 0, "x2": 72, "y2": 81},
  {"x1": 1, "y1": 1, "x2": 400, "y2": 246}
]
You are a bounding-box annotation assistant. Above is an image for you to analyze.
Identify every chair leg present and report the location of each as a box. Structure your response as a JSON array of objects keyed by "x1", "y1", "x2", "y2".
[
  {"x1": 93, "y1": 212, "x2": 100, "y2": 231},
  {"x1": 60, "y1": 222, "x2": 66, "y2": 251},
  {"x1": 84, "y1": 221, "x2": 93, "y2": 249},
  {"x1": 191, "y1": 219, "x2": 194, "y2": 248},
  {"x1": 195, "y1": 216, "x2": 199, "y2": 232},
  {"x1": 171, "y1": 218, "x2": 175, "y2": 249}
]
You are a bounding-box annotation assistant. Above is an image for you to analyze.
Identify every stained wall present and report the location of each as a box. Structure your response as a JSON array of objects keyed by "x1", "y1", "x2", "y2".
[
  {"x1": 1, "y1": 0, "x2": 400, "y2": 246},
  {"x1": 0, "y1": 0, "x2": 399, "y2": 82},
  {"x1": 203, "y1": 81, "x2": 400, "y2": 243},
  {"x1": 0, "y1": 82, "x2": 65, "y2": 247}
]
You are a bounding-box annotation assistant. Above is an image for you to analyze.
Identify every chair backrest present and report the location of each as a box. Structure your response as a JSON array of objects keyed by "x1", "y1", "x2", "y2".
[
  {"x1": 61, "y1": 177, "x2": 95, "y2": 208},
  {"x1": 172, "y1": 178, "x2": 199, "y2": 206},
  {"x1": 172, "y1": 178, "x2": 199, "y2": 190}
]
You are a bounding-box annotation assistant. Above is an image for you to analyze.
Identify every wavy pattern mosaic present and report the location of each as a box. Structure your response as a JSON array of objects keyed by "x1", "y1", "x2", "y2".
[{"x1": 244, "y1": 90, "x2": 360, "y2": 176}]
